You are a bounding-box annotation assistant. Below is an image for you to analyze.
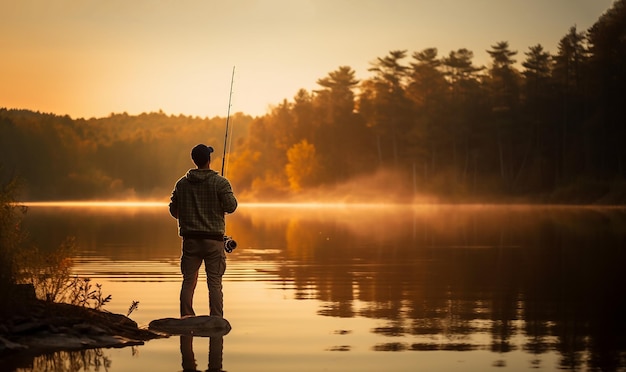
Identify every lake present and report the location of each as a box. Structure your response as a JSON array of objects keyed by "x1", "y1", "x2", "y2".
[{"x1": 9, "y1": 203, "x2": 626, "y2": 371}]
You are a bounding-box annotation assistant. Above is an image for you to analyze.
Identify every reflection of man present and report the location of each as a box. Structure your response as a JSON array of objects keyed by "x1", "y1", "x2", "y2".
[
  {"x1": 180, "y1": 335, "x2": 198, "y2": 371},
  {"x1": 180, "y1": 335, "x2": 224, "y2": 372},
  {"x1": 169, "y1": 144, "x2": 238, "y2": 317}
]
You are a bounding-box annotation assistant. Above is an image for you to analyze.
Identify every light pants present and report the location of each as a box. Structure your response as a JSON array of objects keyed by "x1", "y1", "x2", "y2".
[{"x1": 180, "y1": 238, "x2": 226, "y2": 317}]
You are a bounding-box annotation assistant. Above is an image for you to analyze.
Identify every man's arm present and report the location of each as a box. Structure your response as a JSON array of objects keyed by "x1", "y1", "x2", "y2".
[
  {"x1": 219, "y1": 179, "x2": 238, "y2": 214},
  {"x1": 169, "y1": 188, "x2": 179, "y2": 219}
]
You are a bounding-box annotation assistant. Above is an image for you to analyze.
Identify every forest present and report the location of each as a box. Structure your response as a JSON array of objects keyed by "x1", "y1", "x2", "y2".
[{"x1": 1, "y1": 0, "x2": 625, "y2": 203}]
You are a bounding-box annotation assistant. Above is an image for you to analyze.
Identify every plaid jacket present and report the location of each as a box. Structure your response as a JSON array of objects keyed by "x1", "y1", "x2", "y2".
[{"x1": 169, "y1": 169, "x2": 237, "y2": 237}]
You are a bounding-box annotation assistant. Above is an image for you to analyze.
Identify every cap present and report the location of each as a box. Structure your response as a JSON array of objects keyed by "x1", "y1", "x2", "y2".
[{"x1": 191, "y1": 144, "x2": 214, "y2": 166}]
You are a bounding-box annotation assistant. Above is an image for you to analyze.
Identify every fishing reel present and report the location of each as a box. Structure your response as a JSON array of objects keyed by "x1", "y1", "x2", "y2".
[{"x1": 224, "y1": 236, "x2": 237, "y2": 253}]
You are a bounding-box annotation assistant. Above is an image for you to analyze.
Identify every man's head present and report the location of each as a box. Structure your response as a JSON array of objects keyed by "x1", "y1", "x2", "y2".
[{"x1": 191, "y1": 144, "x2": 214, "y2": 167}]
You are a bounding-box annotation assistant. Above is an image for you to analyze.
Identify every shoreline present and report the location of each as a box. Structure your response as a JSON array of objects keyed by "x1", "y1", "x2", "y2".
[{"x1": 0, "y1": 296, "x2": 163, "y2": 364}]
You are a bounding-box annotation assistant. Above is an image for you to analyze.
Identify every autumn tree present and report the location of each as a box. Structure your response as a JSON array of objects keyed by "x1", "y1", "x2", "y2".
[
  {"x1": 291, "y1": 89, "x2": 317, "y2": 142},
  {"x1": 232, "y1": 112, "x2": 290, "y2": 193},
  {"x1": 285, "y1": 140, "x2": 321, "y2": 191}
]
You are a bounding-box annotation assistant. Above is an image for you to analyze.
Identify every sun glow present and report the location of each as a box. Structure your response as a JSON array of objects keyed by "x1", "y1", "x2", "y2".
[
  {"x1": 242, "y1": 202, "x2": 396, "y2": 209},
  {"x1": 1, "y1": 1, "x2": 612, "y2": 120},
  {"x1": 23, "y1": 201, "x2": 168, "y2": 208},
  {"x1": 22, "y1": 201, "x2": 405, "y2": 209}
]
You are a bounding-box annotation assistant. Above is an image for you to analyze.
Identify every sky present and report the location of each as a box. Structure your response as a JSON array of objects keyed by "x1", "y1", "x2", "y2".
[{"x1": 1, "y1": 0, "x2": 616, "y2": 119}]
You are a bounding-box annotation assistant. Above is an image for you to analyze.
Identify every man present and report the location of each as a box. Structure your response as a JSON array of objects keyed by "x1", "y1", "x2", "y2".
[{"x1": 169, "y1": 144, "x2": 238, "y2": 318}]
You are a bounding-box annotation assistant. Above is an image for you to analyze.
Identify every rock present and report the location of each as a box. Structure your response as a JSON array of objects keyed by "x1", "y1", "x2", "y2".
[
  {"x1": 0, "y1": 299, "x2": 163, "y2": 359},
  {"x1": 9, "y1": 320, "x2": 47, "y2": 334},
  {"x1": 0, "y1": 336, "x2": 28, "y2": 353},
  {"x1": 72, "y1": 323, "x2": 108, "y2": 335},
  {"x1": 149, "y1": 315, "x2": 231, "y2": 337},
  {"x1": 25, "y1": 333, "x2": 145, "y2": 351}
]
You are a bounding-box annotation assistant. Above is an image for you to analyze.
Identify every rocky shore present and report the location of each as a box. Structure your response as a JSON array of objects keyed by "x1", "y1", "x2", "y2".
[{"x1": 0, "y1": 287, "x2": 163, "y2": 368}]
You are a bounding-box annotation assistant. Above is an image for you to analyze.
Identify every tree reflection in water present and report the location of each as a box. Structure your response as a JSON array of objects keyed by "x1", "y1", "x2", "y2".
[
  {"x1": 230, "y1": 205, "x2": 626, "y2": 371},
  {"x1": 21, "y1": 348, "x2": 112, "y2": 372}
]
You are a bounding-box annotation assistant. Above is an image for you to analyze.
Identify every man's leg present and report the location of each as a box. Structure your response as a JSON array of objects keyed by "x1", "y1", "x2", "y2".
[
  {"x1": 204, "y1": 240, "x2": 226, "y2": 317},
  {"x1": 180, "y1": 239, "x2": 203, "y2": 317}
]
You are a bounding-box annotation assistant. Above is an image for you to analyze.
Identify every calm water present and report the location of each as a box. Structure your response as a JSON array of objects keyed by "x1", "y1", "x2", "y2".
[{"x1": 9, "y1": 203, "x2": 626, "y2": 371}]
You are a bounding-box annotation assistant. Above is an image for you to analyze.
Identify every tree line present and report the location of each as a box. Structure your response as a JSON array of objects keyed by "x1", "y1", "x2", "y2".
[
  {"x1": 1, "y1": 0, "x2": 625, "y2": 203},
  {"x1": 0, "y1": 110, "x2": 252, "y2": 200},
  {"x1": 229, "y1": 0, "x2": 626, "y2": 202}
]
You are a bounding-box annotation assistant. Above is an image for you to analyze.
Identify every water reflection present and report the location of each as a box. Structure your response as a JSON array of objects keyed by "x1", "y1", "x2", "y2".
[
  {"x1": 4, "y1": 348, "x2": 112, "y2": 371},
  {"x1": 235, "y1": 205, "x2": 626, "y2": 371},
  {"x1": 19, "y1": 204, "x2": 626, "y2": 371},
  {"x1": 180, "y1": 336, "x2": 223, "y2": 372}
]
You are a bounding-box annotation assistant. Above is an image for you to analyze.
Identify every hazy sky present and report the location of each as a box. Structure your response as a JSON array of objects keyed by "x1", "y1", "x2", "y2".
[{"x1": 1, "y1": 0, "x2": 615, "y2": 119}]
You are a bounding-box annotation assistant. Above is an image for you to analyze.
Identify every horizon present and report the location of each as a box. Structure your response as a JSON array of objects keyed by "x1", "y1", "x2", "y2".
[{"x1": 1, "y1": 0, "x2": 614, "y2": 119}]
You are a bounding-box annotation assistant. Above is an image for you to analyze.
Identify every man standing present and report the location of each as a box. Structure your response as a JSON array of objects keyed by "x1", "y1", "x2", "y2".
[{"x1": 169, "y1": 144, "x2": 238, "y2": 318}]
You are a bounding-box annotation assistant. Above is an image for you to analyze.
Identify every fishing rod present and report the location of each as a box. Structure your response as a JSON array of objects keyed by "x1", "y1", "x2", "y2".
[
  {"x1": 221, "y1": 66, "x2": 235, "y2": 177},
  {"x1": 221, "y1": 66, "x2": 237, "y2": 253}
]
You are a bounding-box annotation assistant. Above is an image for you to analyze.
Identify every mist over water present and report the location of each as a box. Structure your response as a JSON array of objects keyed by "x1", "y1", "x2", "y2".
[{"x1": 12, "y1": 203, "x2": 626, "y2": 371}]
